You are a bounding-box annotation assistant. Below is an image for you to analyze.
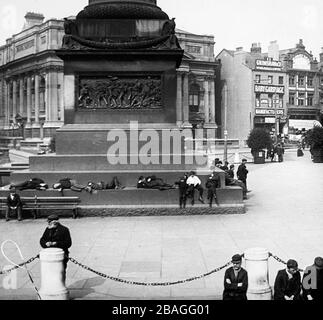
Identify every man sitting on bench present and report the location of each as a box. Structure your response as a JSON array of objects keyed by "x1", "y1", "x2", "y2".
[
  {"x1": 186, "y1": 171, "x2": 205, "y2": 205},
  {"x1": 6, "y1": 188, "x2": 23, "y2": 222}
]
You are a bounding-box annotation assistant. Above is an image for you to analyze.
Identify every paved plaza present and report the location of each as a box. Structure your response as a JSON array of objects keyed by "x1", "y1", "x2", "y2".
[{"x1": 0, "y1": 149, "x2": 322, "y2": 300}]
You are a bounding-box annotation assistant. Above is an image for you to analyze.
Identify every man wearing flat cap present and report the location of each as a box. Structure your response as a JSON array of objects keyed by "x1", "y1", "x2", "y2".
[
  {"x1": 223, "y1": 254, "x2": 248, "y2": 300},
  {"x1": 274, "y1": 259, "x2": 301, "y2": 300},
  {"x1": 302, "y1": 257, "x2": 323, "y2": 300},
  {"x1": 40, "y1": 215, "x2": 72, "y2": 281}
]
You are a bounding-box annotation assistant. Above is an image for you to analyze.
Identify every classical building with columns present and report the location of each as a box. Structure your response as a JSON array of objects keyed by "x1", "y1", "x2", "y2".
[
  {"x1": 176, "y1": 29, "x2": 218, "y2": 133},
  {"x1": 0, "y1": 13, "x2": 65, "y2": 141},
  {"x1": 0, "y1": 12, "x2": 219, "y2": 143}
]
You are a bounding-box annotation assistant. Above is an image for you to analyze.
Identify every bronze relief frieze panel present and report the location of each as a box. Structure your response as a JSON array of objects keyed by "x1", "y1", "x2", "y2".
[{"x1": 76, "y1": 74, "x2": 163, "y2": 111}]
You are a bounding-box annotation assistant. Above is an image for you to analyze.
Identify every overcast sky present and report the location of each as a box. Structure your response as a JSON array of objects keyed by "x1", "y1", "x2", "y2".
[{"x1": 1, "y1": 0, "x2": 322, "y2": 58}]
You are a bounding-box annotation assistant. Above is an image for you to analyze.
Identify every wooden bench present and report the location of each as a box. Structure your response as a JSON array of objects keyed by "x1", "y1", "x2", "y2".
[{"x1": 0, "y1": 196, "x2": 81, "y2": 219}]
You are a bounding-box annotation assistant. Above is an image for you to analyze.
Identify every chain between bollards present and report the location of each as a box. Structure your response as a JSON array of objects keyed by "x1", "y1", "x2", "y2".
[{"x1": 69, "y1": 257, "x2": 232, "y2": 287}]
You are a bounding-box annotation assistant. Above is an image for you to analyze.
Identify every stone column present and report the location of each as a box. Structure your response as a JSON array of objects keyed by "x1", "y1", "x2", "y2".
[
  {"x1": 25, "y1": 76, "x2": 32, "y2": 138},
  {"x1": 210, "y1": 78, "x2": 216, "y2": 124},
  {"x1": 182, "y1": 72, "x2": 191, "y2": 128},
  {"x1": 176, "y1": 72, "x2": 183, "y2": 127},
  {"x1": 39, "y1": 248, "x2": 69, "y2": 300},
  {"x1": 3, "y1": 81, "x2": 10, "y2": 129},
  {"x1": 43, "y1": 70, "x2": 62, "y2": 137},
  {"x1": 244, "y1": 248, "x2": 272, "y2": 300},
  {"x1": 58, "y1": 72, "x2": 64, "y2": 122},
  {"x1": 19, "y1": 78, "x2": 24, "y2": 115},
  {"x1": 12, "y1": 80, "x2": 17, "y2": 124},
  {"x1": 204, "y1": 80, "x2": 209, "y2": 124},
  {"x1": 32, "y1": 74, "x2": 41, "y2": 138}
]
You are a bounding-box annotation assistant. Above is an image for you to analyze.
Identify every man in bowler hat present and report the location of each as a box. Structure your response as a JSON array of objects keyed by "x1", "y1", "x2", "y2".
[
  {"x1": 223, "y1": 254, "x2": 248, "y2": 300},
  {"x1": 40, "y1": 215, "x2": 72, "y2": 281},
  {"x1": 302, "y1": 256, "x2": 323, "y2": 300},
  {"x1": 274, "y1": 259, "x2": 301, "y2": 300}
]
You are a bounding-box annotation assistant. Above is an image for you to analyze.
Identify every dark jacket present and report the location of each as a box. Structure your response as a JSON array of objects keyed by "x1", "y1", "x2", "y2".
[
  {"x1": 302, "y1": 266, "x2": 323, "y2": 300},
  {"x1": 7, "y1": 194, "x2": 22, "y2": 208},
  {"x1": 226, "y1": 169, "x2": 235, "y2": 179},
  {"x1": 237, "y1": 164, "x2": 248, "y2": 180},
  {"x1": 175, "y1": 176, "x2": 187, "y2": 194},
  {"x1": 274, "y1": 269, "x2": 301, "y2": 300},
  {"x1": 40, "y1": 224, "x2": 72, "y2": 256},
  {"x1": 223, "y1": 267, "x2": 248, "y2": 300}
]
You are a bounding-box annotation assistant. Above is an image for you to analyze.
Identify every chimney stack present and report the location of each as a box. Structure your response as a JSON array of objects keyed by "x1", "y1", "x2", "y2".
[
  {"x1": 320, "y1": 47, "x2": 323, "y2": 63},
  {"x1": 250, "y1": 42, "x2": 261, "y2": 54},
  {"x1": 23, "y1": 12, "x2": 45, "y2": 30},
  {"x1": 236, "y1": 47, "x2": 243, "y2": 52},
  {"x1": 268, "y1": 40, "x2": 279, "y2": 61}
]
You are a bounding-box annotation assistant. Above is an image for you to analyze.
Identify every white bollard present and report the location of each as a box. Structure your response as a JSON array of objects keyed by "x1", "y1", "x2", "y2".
[
  {"x1": 39, "y1": 248, "x2": 69, "y2": 300},
  {"x1": 244, "y1": 248, "x2": 272, "y2": 300}
]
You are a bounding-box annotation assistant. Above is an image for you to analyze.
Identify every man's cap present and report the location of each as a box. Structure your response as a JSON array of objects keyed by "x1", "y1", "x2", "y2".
[
  {"x1": 242, "y1": 159, "x2": 247, "y2": 162},
  {"x1": 314, "y1": 257, "x2": 323, "y2": 269},
  {"x1": 189, "y1": 171, "x2": 196, "y2": 176},
  {"x1": 231, "y1": 254, "x2": 242, "y2": 263},
  {"x1": 287, "y1": 259, "x2": 298, "y2": 269},
  {"x1": 47, "y1": 214, "x2": 59, "y2": 222}
]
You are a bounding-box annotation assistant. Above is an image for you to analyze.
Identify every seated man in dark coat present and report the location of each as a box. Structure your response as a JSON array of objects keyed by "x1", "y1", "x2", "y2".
[
  {"x1": 137, "y1": 176, "x2": 174, "y2": 191},
  {"x1": 6, "y1": 188, "x2": 23, "y2": 221},
  {"x1": 302, "y1": 256, "x2": 323, "y2": 300},
  {"x1": 40, "y1": 215, "x2": 72, "y2": 282},
  {"x1": 274, "y1": 259, "x2": 301, "y2": 300},
  {"x1": 223, "y1": 254, "x2": 248, "y2": 300}
]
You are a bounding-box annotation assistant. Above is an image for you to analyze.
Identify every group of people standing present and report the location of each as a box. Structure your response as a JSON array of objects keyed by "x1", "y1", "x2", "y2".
[
  {"x1": 223, "y1": 254, "x2": 323, "y2": 301},
  {"x1": 267, "y1": 143, "x2": 285, "y2": 162}
]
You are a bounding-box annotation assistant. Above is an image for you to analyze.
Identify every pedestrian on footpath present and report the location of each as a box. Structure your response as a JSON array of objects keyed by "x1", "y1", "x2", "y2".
[
  {"x1": 5, "y1": 188, "x2": 23, "y2": 222},
  {"x1": 175, "y1": 173, "x2": 188, "y2": 209},
  {"x1": 276, "y1": 143, "x2": 285, "y2": 162},
  {"x1": 205, "y1": 171, "x2": 220, "y2": 208},
  {"x1": 302, "y1": 257, "x2": 323, "y2": 301},
  {"x1": 273, "y1": 259, "x2": 301, "y2": 300},
  {"x1": 223, "y1": 254, "x2": 248, "y2": 300},
  {"x1": 40, "y1": 215, "x2": 72, "y2": 282},
  {"x1": 237, "y1": 159, "x2": 249, "y2": 191}
]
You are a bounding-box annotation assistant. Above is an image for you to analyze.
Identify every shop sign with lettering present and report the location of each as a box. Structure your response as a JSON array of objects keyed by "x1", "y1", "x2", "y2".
[
  {"x1": 255, "y1": 59, "x2": 283, "y2": 71},
  {"x1": 255, "y1": 85, "x2": 284, "y2": 94}
]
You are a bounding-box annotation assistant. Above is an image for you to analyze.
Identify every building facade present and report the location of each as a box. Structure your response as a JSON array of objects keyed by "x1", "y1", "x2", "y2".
[
  {"x1": 216, "y1": 40, "x2": 323, "y2": 145},
  {"x1": 0, "y1": 13, "x2": 219, "y2": 142}
]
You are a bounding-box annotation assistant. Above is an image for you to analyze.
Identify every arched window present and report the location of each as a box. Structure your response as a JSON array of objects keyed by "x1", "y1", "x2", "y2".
[{"x1": 189, "y1": 83, "x2": 200, "y2": 113}]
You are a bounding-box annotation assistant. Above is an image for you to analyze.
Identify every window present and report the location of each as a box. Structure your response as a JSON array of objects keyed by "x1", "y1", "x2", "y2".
[
  {"x1": 298, "y1": 93, "x2": 305, "y2": 106},
  {"x1": 289, "y1": 93, "x2": 295, "y2": 105},
  {"x1": 278, "y1": 95, "x2": 283, "y2": 108},
  {"x1": 298, "y1": 76, "x2": 305, "y2": 86},
  {"x1": 289, "y1": 76, "x2": 295, "y2": 86},
  {"x1": 255, "y1": 93, "x2": 260, "y2": 107},
  {"x1": 307, "y1": 77, "x2": 313, "y2": 87},
  {"x1": 260, "y1": 99, "x2": 268, "y2": 108},
  {"x1": 268, "y1": 94, "x2": 273, "y2": 107},
  {"x1": 268, "y1": 76, "x2": 273, "y2": 84},
  {"x1": 307, "y1": 95, "x2": 313, "y2": 106},
  {"x1": 189, "y1": 83, "x2": 200, "y2": 113},
  {"x1": 255, "y1": 75, "x2": 261, "y2": 83},
  {"x1": 279, "y1": 76, "x2": 284, "y2": 85}
]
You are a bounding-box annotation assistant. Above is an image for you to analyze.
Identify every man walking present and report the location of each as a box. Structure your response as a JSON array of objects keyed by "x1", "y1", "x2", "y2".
[
  {"x1": 6, "y1": 188, "x2": 23, "y2": 221},
  {"x1": 223, "y1": 254, "x2": 248, "y2": 300},
  {"x1": 175, "y1": 173, "x2": 188, "y2": 209},
  {"x1": 40, "y1": 215, "x2": 72, "y2": 282},
  {"x1": 237, "y1": 159, "x2": 249, "y2": 191}
]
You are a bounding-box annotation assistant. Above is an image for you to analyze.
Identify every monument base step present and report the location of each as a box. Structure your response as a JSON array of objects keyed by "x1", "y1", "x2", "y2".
[{"x1": 0, "y1": 187, "x2": 244, "y2": 214}]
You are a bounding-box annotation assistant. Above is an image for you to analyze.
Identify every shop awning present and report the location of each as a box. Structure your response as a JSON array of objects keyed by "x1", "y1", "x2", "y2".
[{"x1": 289, "y1": 119, "x2": 320, "y2": 130}]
